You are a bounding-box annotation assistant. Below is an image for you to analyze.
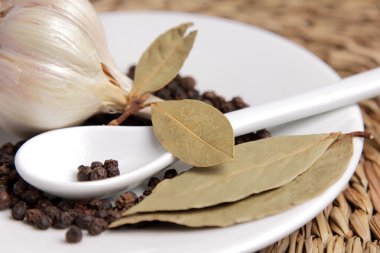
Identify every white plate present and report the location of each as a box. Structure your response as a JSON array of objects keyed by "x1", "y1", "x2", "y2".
[{"x1": 0, "y1": 11, "x2": 363, "y2": 253}]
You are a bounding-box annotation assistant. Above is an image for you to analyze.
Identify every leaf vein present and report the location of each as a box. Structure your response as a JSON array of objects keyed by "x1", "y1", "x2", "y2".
[
  {"x1": 135, "y1": 38, "x2": 185, "y2": 95},
  {"x1": 155, "y1": 104, "x2": 231, "y2": 158},
  {"x1": 160, "y1": 135, "x2": 337, "y2": 199}
]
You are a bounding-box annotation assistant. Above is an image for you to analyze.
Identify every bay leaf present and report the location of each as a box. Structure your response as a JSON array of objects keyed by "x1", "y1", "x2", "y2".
[
  {"x1": 110, "y1": 135, "x2": 353, "y2": 228},
  {"x1": 130, "y1": 23, "x2": 197, "y2": 97},
  {"x1": 151, "y1": 99, "x2": 234, "y2": 167},
  {"x1": 124, "y1": 133, "x2": 339, "y2": 215}
]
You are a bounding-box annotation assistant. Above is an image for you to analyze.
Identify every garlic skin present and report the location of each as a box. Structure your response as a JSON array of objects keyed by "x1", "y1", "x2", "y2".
[{"x1": 0, "y1": 0, "x2": 132, "y2": 137}]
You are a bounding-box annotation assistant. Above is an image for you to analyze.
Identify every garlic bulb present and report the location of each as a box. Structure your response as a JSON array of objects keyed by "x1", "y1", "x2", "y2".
[{"x1": 0, "y1": 0, "x2": 132, "y2": 137}]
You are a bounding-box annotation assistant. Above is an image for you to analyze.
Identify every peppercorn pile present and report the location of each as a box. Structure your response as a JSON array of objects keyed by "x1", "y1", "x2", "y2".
[
  {"x1": 0, "y1": 142, "x2": 176, "y2": 242},
  {"x1": 0, "y1": 141, "x2": 132, "y2": 234},
  {"x1": 85, "y1": 66, "x2": 272, "y2": 144},
  {"x1": 77, "y1": 160, "x2": 120, "y2": 182},
  {"x1": 0, "y1": 69, "x2": 271, "y2": 243}
]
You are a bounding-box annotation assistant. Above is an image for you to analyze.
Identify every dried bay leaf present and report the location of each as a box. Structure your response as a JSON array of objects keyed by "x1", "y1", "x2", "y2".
[
  {"x1": 151, "y1": 99, "x2": 234, "y2": 167},
  {"x1": 110, "y1": 135, "x2": 353, "y2": 228},
  {"x1": 124, "y1": 133, "x2": 339, "y2": 215},
  {"x1": 130, "y1": 23, "x2": 197, "y2": 97}
]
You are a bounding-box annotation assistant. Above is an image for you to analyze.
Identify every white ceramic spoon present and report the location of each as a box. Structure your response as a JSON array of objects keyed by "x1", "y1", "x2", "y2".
[{"x1": 15, "y1": 67, "x2": 380, "y2": 199}]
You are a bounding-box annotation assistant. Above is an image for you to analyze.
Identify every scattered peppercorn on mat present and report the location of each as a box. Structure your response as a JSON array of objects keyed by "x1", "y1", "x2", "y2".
[{"x1": 91, "y1": 0, "x2": 380, "y2": 252}]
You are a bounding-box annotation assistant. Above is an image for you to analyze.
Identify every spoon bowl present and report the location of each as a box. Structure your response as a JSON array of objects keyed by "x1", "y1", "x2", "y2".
[{"x1": 15, "y1": 126, "x2": 176, "y2": 199}]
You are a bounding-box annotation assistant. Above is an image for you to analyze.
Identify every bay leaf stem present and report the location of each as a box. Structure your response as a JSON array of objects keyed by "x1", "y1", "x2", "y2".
[
  {"x1": 108, "y1": 94, "x2": 150, "y2": 125},
  {"x1": 349, "y1": 131, "x2": 374, "y2": 139}
]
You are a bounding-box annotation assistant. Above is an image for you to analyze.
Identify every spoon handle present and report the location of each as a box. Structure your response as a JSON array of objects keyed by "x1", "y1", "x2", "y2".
[{"x1": 225, "y1": 67, "x2": 380, "y2": 136}]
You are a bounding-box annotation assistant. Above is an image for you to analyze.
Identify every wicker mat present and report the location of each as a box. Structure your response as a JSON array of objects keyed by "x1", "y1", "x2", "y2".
[{"x1": 91, "y1": 1, "x2": 380, "y2": 252}]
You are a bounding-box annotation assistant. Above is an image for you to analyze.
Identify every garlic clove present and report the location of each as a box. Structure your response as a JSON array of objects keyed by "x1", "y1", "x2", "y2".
[
  {"x1": 0, "y1": 50, "x2": 124, "y2": 136},
  {"x1": 0, "y1": 0, "x2": 133, "y2": 137}
]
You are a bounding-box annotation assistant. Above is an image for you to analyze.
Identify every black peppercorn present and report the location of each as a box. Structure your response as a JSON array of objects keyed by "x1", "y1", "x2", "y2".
[
  {"x1": 164, "y1": 169, "x2": 178, "y2": 179},
  {"x1": 12, "y1": 201, "x2": 27, "y2": 220},
  {"x1": 25, "y1": 208, "x2": 52, "y2": 230},
  {"x1": 25, "y1": 208, "x2": 43, "y2": 225},
  {"x1": 88, "y1": 218, "x2": 108, "y2": 235},
  {"x1": 34, "y1": 214, "x2": 52, "y2": 230},
  {"x1": 143, "y1": 189, "x2": 152, "y2": 196},
  {"x1": 77, "y1": 165, "x2": 92, "y2": 181},
  {"x1": 13, "y1": 179, "x2": 28, "y2": 198},
  {"x1": 106, "y1": 209, "x2": 121, "y2": 224},
  {"x1": 0, "y1": 165, "x2": 10, "y2": 177},
  {"x1": 256, "y1": 129, "x2": 272, "y2": 139},
  {"x1": 10, "y1": 195, "x2": 20, "y2": 208},
  {"x1": 7, "y1": 169, "x2": 20, "y2": 187},
  {"x1": 136, "y1": 195, "x2": 145, "y2": 204},
  {"x1": 89, "y1": 199, "x2": 112, "y2": 211},
  {"x1": 90, "y1": 166, "x2": 108, "y2": 181},
  {"x1": 181, "y1": 77, "x2": 196, "y2": 91},
  {"x1": 115, "y1": 191, "x2": 137, "y2": 210},
  {"x1": 96, "y1": 209, "x2": 109, "y2": 218},
  {"x1": 0, "y1": 153, "x2": 13, "y2": 166},
  {"x1": 155, "y1": 88, "x2": 171, "y2": 100},
  {"x1": 0, "y1": 184, "x2": 7, "y2": 193},
  {"x1": 56, "y1": 200, "x2": 72, "y2": 211},
  {"x1": 75, "y1": 215, "x2": 95, "y2": 230},
  {"x1": 104, "y1": 160, "x2": 120, "y2": 178},
  {"x1": 72, "y1": 200, "x2": 87, "y2": 211},
  {"x1": 0, "y1": 191, "x2": 11, "y2": 210},
  {"x1": 24, "y1": 187, "x2": 43, "y2": 205},
  {"x1": 0, "y1": 143, "x2": 14, "y2": 155},
  {"x1": 35, "y1": 199, "x2": 53, "y2": 209},
  {"x1": 147, "y1": 177, "x2": 160, "y2": 189},
  {"x1": 66, "y1": 226, "x2": 82, "y2": 243},
  {"x1": 90, "y1": 161, "x2": 103, "y2": 169},
  {"x1": 231, "y1": 96, "x2": 248, "y2": 109},
  {"x1": 43, "y1": 206, "x2": 61, "y2": 223},
  {"x1": 53, "y1": 211, "x2": 75, "y2": 229},
  {"x1": 104, "y1": 159, "x2": 118, "y2": 169},
  {"x1": 220, "y1": 102, "x2": 235, "y2": 113}
]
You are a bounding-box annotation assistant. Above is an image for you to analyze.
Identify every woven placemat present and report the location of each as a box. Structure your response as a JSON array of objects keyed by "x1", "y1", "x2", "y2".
[{"x1": 91, "y1": 1, "x2": 380, "y2": 252}]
